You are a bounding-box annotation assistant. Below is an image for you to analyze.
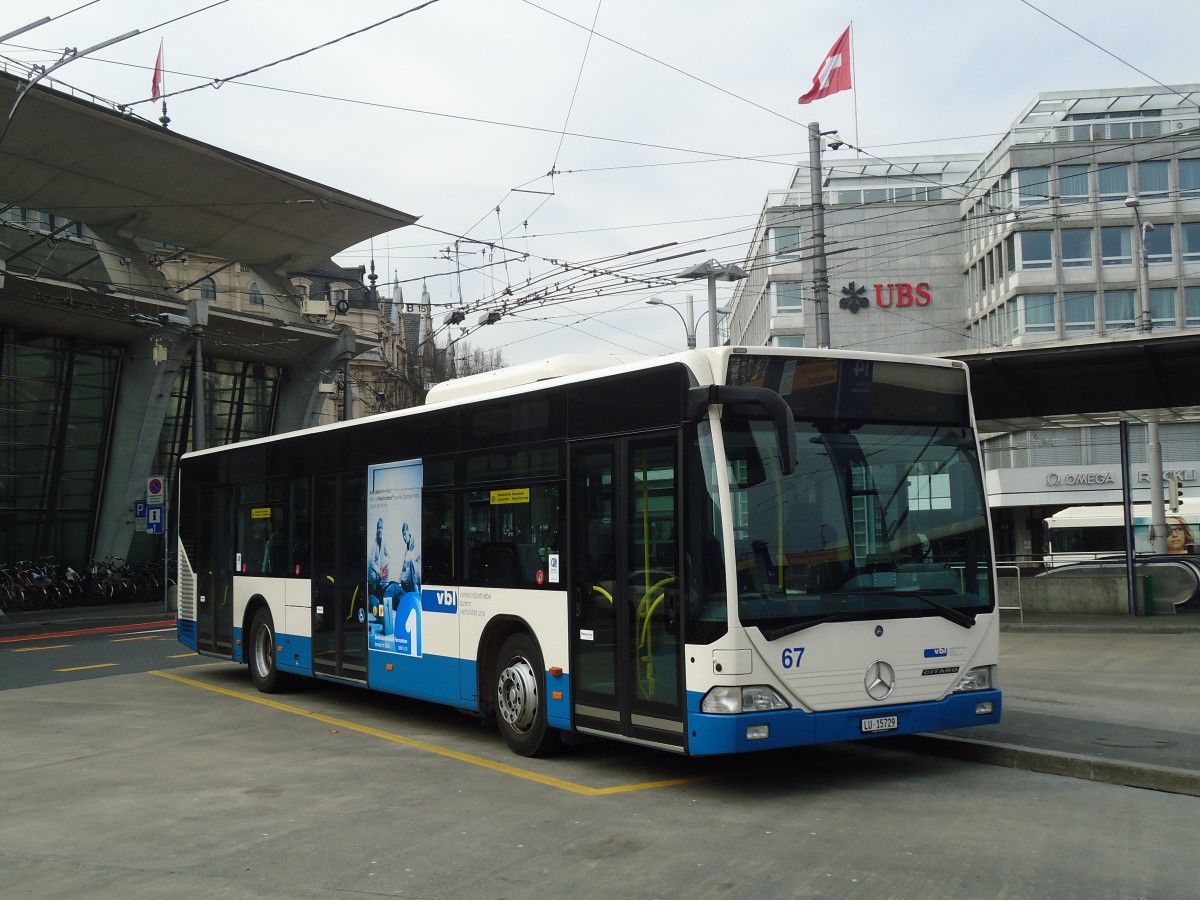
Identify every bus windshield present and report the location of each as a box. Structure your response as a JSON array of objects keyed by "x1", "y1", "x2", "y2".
[{"x1": 719, "y1": 365, "x2": 993, "y2": 637}]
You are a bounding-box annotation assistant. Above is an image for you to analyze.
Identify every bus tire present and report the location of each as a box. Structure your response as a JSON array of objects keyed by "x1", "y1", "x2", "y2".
[
  {"x1": 249, "y1": 608, "x2": 287, "y2": 694},
  {"x1": 493, "y1": 632, "x2": 561, "y2": 757}
]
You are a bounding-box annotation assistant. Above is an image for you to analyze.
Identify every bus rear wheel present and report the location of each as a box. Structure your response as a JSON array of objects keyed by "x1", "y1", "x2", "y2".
[
  {"x1": 493, "y1": 632, "x2": 561, "y2": 757},
  {"x1": 249, "y1": 608, "x2": 287, "y2": 694}
]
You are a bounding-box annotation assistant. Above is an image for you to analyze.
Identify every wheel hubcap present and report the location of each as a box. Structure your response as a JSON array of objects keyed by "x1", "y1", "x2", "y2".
[
  {"x1": 496, "y1": 657, "x2": 538, "y2": 733},
  {"x1": 255, "y1": 625, "x2": 272, "y2": 674}
]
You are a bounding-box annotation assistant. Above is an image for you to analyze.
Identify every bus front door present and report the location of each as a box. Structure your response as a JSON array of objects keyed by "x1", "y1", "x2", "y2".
[
  {"x1": 311, "y1": 474, "x2": 368, "y2": 681},
  {"x1": 569, "y1": 434, "x2": 684, "y2": 750},
  {"x1": 196, "y1": 487, "x2": 234, "y2": 656}
]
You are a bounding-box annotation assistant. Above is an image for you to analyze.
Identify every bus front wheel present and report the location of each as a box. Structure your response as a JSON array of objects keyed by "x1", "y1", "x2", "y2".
[
  {"x1": 493, "y1": 632, "x2": 561, "y2": 757},
  {"x1": 249, "y1": 608, "x2": 286, "y2": 694}
]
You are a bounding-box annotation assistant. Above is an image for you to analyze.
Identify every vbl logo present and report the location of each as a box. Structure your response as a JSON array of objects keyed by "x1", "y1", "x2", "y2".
[
  {"x1": 875, "y1": 282, "x2": 931, "y2": 307},
  {"x1": 422, "y1": 588, "x2": 458, "y2": 613},
  {"x1": 924, "y1": 647, "x2": 949, "y2": 658}
]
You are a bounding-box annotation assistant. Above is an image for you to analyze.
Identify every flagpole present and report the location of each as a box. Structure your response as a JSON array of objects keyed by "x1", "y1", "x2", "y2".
[
  {"x1": 850, "y1": 21, "x2": 860, "y2": 156},
  {"x1": 155, "y1": 39, "x2": 170, "y2": 128}
]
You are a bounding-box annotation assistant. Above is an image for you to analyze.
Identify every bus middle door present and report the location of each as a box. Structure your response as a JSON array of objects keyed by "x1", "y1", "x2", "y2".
[
  {"x1": 569, "y1": 434, "x2": 684, "y2": 750},
  {"x1": 311, "y1": 473, "x2": 368, "y2": 681}
]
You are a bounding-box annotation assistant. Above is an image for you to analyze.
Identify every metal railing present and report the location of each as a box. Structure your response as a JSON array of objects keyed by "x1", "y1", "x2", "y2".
[{"x1": 996, "y1": 564, "x2": 1023, "y2": 623}]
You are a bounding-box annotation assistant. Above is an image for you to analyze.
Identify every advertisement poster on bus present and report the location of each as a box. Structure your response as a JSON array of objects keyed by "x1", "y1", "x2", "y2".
[
  {"x1": 367, "y1": 459, "x2": 423, "y2": 656},
  {"x1": 1043, "y1": 503, "x2": 1200, "y2": 566}
]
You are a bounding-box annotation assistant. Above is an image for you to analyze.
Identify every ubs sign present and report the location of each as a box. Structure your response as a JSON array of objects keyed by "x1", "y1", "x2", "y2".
[
  {"x1": 875, "y1": 282, "x2": 932, "y2": 307},
  {"x1": 839, "y1": 281, "x2": 933, "y2": 313}
]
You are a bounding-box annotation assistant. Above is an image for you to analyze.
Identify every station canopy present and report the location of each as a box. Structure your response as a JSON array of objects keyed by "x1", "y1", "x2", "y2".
[
  {"x1": 945, "y1": 331, "x2": 1200, "y2": 433},
  {"x1": 0, "y1": 70, "x2": 416, "y2": 272}
]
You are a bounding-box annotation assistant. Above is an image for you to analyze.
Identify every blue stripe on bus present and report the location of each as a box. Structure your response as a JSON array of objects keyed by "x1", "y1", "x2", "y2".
[
  {"x1": 546, "y1": 670, "x2": 571, "y2": 731},
  {"x1": 361, "y1": 650, "x2": 573, "y2": 724},
  {"x1": 367, "y1": 651, "x2": 471, "y2": 707},
  {"x1": 177, "y1": 618, "x2": 197, "y2": 649},
  {"x1": 209, "y1": 620, "x2": 575, "y2": 730},
  {"x1": 684, "y1": 690, "x2": 1002, "y2": 756},
  {"x1": 275, "y1": 632, "x2": 311, "y2": 674}
]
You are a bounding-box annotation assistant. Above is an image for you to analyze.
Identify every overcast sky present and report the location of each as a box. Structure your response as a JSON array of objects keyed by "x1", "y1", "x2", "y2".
[{"x1": 5, "y1": 0, "x2": 1200, "y2": 365}]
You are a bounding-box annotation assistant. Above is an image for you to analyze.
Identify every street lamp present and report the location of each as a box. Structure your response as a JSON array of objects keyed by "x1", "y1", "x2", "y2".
[
  {"x1": 646, "y1": 295, "x2": 696, "y2": 349},
  {"x1": 1124, "y1": 195, "x2": 1155, "y2": 334},
  {"x1": 676, "y1": 259, "x2": 747, "y2": 347},
  {"x1": 648, "y1": 296, "x2": 729, "y2": 352},
  {"x1": 1125, "y1": 194, "x2": 1168, "y2": 556}
]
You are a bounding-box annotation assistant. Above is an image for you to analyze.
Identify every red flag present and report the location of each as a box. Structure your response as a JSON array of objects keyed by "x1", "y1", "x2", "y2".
[
  {"x1": 798, "y1": 26, "x2": 852, "y2": 105},
  {"x1": 151, "y1": 44, "x2": 164, "y2": 100}
]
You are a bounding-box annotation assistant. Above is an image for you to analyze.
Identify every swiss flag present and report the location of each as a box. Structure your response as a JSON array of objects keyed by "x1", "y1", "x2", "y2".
[
  {"x1": 798, "y1": 26, "x2": 852, "y2": 105},
  {"x1": 151, "y1": 44, "x2": 164, "y2": 100}
]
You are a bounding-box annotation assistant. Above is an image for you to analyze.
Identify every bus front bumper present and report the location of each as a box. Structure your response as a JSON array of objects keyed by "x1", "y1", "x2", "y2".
[{"x1": 685, "y1": 689, "x2": 1002, "y2": 756}]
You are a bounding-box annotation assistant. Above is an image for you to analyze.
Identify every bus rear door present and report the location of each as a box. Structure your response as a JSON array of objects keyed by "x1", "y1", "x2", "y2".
[{"x1": 196, "y1": 487, "x2": 235, "y2": 656}]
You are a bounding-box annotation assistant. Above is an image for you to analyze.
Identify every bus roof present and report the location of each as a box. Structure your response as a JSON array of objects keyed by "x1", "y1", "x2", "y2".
[
  {"x1": 1046, "y1": 502, "x2": 1200, "y2": 524},
  {"x1": 423, "y1": 354, "x2": 634, "y2": 405},
  {"x1": 181, "y1": 346, "x2": 967, "y2": 460}
]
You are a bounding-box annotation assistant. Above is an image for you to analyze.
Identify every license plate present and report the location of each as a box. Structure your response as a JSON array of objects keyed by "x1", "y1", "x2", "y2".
[{"x1": 860, "y1": 715, "x2": 899, "y2": 734}]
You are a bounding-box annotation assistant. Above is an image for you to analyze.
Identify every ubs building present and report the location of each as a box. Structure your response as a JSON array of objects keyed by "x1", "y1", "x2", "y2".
[{"x1": 726, "y1": 84, "x2": 1200, "y2": 563}]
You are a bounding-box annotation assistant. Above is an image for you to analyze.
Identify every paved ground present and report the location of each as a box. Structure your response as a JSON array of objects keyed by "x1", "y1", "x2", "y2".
[{"x1": 4, "y1": 602, "x2": 1198, "y2": 796}]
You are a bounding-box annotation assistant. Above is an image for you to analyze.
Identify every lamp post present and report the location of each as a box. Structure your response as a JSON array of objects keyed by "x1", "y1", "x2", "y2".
[
  {"x1": 1125, "y1": 195, "x2": 1154, "y2": 334},
  {"x1": 186, "y1": 298, "x2": 208, "y2": 451},
  {"x1": 805, "y1": 123, "x2": 846, "y2": 348},
  {"x1": 646, "y1": 295, "x2": 696, "y2": 349},
  {"x1": 676, "y1": 259, "x2": 747, "y2": 347},
  {"x1": 1125, "y1": 194, "x2": 1168, "y2": 556},
  {"x1": 645, "y1": 296, "x2": 734, "y2": 350}
]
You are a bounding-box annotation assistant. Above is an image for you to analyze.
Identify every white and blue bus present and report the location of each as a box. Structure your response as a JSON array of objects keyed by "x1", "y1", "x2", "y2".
[{"x1": 175, "y1": 347, "x2": 1000, "y2": 757}]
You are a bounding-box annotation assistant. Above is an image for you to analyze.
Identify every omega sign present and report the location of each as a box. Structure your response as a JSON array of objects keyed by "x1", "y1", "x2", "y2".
[
  {"x1": 1045, "y1": 472, "x2": 1116, "y2": 486},
  {"x1": 1043, "y1": 469, "x2": 1197, "y2": 487}
]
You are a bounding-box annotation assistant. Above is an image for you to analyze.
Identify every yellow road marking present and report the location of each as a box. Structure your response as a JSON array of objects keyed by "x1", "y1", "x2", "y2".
[
  {"x1": 9, "y1": 644, "x2": 71, "y2": 653},
  {"x1": 167, "y1": 653, "x2": 197, "y2": 659},
  {"x1": 151, "y1": 670, "x2": 713, "y2": 796},
  {"x1": 111, "y1": 635, "x2": 160, "y2": 643},
  {"x1": 57, "y1": 663, "x2": 119, "y2": 672}
]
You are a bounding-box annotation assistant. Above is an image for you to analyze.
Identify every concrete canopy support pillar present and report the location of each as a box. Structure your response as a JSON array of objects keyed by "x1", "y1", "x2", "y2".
[
  {"x1": 274, "y1": 328, "x2": 358, "y2": 433},
  {"x1": 92, "y1": 332, "x2": 192, "y2": 563}
]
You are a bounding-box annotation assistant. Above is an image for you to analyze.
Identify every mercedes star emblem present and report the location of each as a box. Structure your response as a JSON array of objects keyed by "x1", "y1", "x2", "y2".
[{"x1": 865, "y1": 660, "x2": 896, "y2": 701}]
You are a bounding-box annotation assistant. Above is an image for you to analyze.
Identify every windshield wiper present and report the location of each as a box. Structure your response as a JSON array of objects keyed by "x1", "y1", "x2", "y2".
[
  {"x1": 762, "y1": 611, "x2": 860, "y2": 641},
  {"x1": 759, "y1": 592, "x2": 977, "y2": 641},
  {"x1": 866, "y1": 590, "x2": 976, "y2": 629}
]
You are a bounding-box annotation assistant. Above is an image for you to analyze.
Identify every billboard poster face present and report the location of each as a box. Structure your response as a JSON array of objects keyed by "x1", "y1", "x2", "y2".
[
  {"x1": 367, "y1": 459, "x2": 423, "y2": 656},
  {"x1": 1141, "y1": 516, "x2": 1199, "y2": 555}
]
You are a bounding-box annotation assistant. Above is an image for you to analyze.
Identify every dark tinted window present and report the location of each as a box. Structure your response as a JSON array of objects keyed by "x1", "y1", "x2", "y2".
[
  {"x1": 567, "y1": 366, "x2": 688, "y2": 438},
  {"x1": 465, "y1": 396, "x2": 560, "y2": 447},
  {"x1": 727, "y1": 355, "x2": 969, "y2": 426}
]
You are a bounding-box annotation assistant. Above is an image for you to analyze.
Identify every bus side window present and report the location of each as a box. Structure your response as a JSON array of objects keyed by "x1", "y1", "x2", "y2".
[
  {"x1": 422, "y1": 490, "x2": 454, "y2": 583},
  {"x1": 289, "y1": 477, "x2": 311, "y2": 577},
  {"x1": 462, "y1": 484, "x2": 562, "y2": 587}
]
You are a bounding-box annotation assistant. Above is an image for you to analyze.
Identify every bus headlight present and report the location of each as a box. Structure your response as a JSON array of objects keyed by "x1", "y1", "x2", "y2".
[
  {"x1": 953, "y1": 666, "x2": 995, "y2": 693},
  {"x1": 701, "y1": 685, "x2": 790, "y2": 714}
]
